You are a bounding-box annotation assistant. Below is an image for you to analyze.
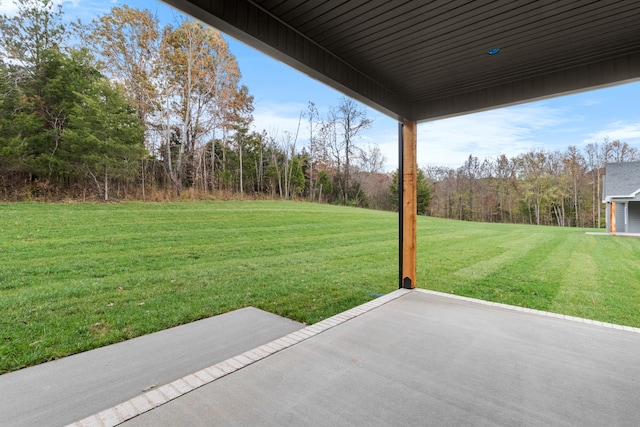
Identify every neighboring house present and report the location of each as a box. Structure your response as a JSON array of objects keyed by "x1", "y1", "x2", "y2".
[{"x1": 603, "y1": 162, "x2": 640, "y2": 234}]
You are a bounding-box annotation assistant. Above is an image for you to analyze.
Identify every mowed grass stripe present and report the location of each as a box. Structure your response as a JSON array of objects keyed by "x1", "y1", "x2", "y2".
[
  {"x1": 551, "y1": 245, "x2": 601, "y2": 319},
  {"x1": 0, "y1": 232, "x2": 395, "y2": 289},
  {"x1": 453, "y1": 232, "x2": 547, "y2": 281},
  {"x1": 442, "y1": 233, "x2": 565, "y2": 309},
  {"x1": 419, "y1": 218, "x2": 640, "y2": 323},
  {"x1": 2, "y1": 201, "x2": 640, "y2": 374},
  {"x1": 591, "y1": 235, "x2": 640, "y2": 326},
  {"x1": 0, "y1": 202, "x2": 398, "y2": 372}
]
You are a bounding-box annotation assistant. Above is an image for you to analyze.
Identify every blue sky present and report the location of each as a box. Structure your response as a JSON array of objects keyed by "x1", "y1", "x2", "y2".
[{"x1": 4, "y1": 0, "x2": 640, "y2": 170}]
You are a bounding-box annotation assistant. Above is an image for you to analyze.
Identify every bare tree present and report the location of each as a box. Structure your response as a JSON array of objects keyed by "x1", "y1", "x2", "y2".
[
  {"x1": 358, "y1": 143, "x2": 386, "y2": 173},
  {"x1": 161, "y1": 20, "x2": 242, "y2": 193},
  {"x1": 585, "y1": 142, "x2": 602, "y2": 228},
  {"x1": 333, "y1": 97, "x2": 372, "y2": 203},
  {"x1": 606, "y1": 139, "x2": 639, "y2": 163},
  {"x1": 306, "y1": 101, "x2": 319, "y2": 200},
  {"x1": 562, "y1": 146, "x2": 586, "y2": 226},
  {"x1": 81, "y1": 6, "x2": 159, "y2": 145}
]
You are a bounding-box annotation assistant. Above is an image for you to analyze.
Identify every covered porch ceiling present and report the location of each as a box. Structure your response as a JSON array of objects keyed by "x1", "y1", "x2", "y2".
[{"x1": 162, "y1": 0, "x2": 640, "y2": 122}]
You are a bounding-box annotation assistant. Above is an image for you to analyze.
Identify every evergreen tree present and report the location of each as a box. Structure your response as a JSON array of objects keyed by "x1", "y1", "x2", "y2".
[
  {"x1": 389, "y1": 169, "x2": 432, "y2": 215},
  {"x1": 0, "y1": 0, "x2": 66, "y2": 74},
  {"x1": 0, "y1": 1, "x2": 145, "y2": 197},
  {"x1": 63, "y1": 51, "x2": 146, "y2": 200}
]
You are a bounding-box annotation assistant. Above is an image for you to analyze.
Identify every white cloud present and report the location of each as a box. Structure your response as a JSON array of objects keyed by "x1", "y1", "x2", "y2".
[
  {"x1": 1, "y1": 0, "x2": 69, "y2": 16},
  {"x1": 583, "y1": 121, "x2": 640, "y2": 145},
  {"x1": 578, "y1": 99, "x2": 602, "y2": 107},
  {"x1": 0, "y1": 0, "x2": 19, "y2": 16},
  {"x1": 250, "y1": 101, "x2": 309, "y2": 142},
  {"x1": 248, "y1": 102, "x2": 580, "y2": 171},
  {"x1": 416, "y1": 104, "x2": 571, "y2": 167},
  {"x1": 0, "y1": 0, "x2": 112, "y2": 21}
]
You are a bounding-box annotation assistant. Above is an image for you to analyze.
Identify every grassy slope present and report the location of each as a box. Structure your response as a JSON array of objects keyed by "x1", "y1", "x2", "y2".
[
  {"x1": 417, "y1": 217, "x2": 640, "y2": 326},
  {"x1": 0, "y1": 201, "x2": 397, "y2": 373},
  {"x1": 1, "y1": 201, "x2": 639, "y2": 373}
]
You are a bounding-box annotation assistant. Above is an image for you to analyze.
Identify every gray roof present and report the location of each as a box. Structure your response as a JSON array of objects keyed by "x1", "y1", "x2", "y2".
[
  {"x1": 163, "y1": 0, "x2": 640, "y2": 122},
  {"x1": 604, "y1": 162, "x2": 640, "y2": 198}
]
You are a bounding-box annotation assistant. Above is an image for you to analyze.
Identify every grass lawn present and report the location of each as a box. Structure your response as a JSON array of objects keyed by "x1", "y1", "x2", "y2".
[{"x1": 1, "y1": 200, "x2": 639, "y2": 373}]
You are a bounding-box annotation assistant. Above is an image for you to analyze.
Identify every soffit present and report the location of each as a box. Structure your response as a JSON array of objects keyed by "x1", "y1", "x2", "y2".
[{"x1": 162, "y1": 0, "x2": 640, "y2": 122}]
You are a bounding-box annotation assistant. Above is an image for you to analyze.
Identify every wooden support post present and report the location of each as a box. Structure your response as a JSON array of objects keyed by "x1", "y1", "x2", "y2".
[
  {"x1": 399, "y1": 120, "x2": 417, "y2": 289},
  {"x1": 611, "y1": 201, "x2": 616, "y2": 235}
]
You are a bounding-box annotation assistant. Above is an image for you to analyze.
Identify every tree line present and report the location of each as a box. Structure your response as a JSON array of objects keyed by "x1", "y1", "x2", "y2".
[
  {"x1": 2, "y1": 1, "x2": 637, "y2": 229},
  {"x1": 0, "y1": 0, "x2": 391, "y2": 208},
  {"x1": 423, "y1": 139, "x2": 639, "y2": 228}
]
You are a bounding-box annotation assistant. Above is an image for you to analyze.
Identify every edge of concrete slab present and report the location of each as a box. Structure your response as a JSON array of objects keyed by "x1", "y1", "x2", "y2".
[
  {"x1": 3, "y1": 306, "x2": 304, "y2": 427},
  {"x1": 66, "y1": 289, "x2": 412, "y2": 427},
  {"x1": 415, "y1": 288, "x2": 640, "y2": 334},
  {"x1": 67, "y1": 288, "x2": 640, "y2": 427},
  {"x1": 585, "y1": 231, "x2": 640, "y2": 238}
]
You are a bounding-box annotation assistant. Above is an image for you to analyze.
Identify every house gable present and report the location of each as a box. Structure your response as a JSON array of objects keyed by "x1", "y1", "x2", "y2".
[{"x1": 604, "y1": 162, "x2": 640, "y2": 200}]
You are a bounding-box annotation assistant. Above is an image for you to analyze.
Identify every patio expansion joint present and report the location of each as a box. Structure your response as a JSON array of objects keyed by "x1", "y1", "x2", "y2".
[
  {"x1": 66, "y1": 288, "x2": 411, "y2": 427},
  {"x1": 415, "y1": 288, "x2": 640, "y2": 334}
]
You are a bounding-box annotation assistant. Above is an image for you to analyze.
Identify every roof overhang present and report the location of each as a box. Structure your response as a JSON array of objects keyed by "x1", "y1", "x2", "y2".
[
  {"x1": 606, "y1": 196, "x2": 636, "y2": 202},
  {"x1": 605, "y1": 188, "x2": 640, "y2": 202},
  {"x1": 161, "y1": 1, "x2": 640, "y2": 123}
]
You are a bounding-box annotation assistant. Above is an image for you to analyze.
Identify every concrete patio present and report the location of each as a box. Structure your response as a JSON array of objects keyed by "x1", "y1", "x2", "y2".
[
  {"x1": 0, "y1": 307, "x2": 303, "y2": 427},
  {"x1": 0, "y1": 290, "x2": 640, "y2": 427},
  {"x1": 10, "y1": 288, "x2": 636, "y2": 426}
]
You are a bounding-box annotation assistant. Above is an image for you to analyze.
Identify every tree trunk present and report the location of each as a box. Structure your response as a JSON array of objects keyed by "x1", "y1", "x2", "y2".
[
  {"x1": 141, "y1": 159, "x2": 146, "y2": 202},
  {"x1": 574, "y1": 178, "x2": 579, "y2": 226},
  {"x1": 210, "y1": 139, "x2": 216, "y2": 192},
  {"x1": 239, "y1": 137, "x2": 243, "y2": 198},
  {"x1": 104, "y1": 167, "x2": 109, "y2": 202},
  {"x1": 597, "y1": 168, "x2": 602, "y2": 228}
]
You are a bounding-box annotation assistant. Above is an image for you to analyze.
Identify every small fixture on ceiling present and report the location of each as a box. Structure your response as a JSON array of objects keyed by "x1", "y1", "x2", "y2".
[{"x1": 487, "y1": 48, "x2": 500, "y2": 55}]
